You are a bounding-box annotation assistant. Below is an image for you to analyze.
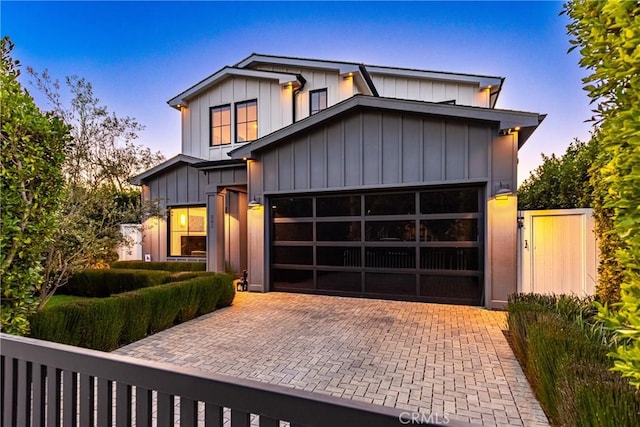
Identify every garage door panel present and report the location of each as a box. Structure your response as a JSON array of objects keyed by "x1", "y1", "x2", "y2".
[{"x1": 270, "y1": 186, "x2": 484, "y2": 305}]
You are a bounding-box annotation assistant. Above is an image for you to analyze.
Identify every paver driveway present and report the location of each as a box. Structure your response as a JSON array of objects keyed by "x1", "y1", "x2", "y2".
[{"x1": 115, "y1": 292, "x2": 548, "y2": 426}]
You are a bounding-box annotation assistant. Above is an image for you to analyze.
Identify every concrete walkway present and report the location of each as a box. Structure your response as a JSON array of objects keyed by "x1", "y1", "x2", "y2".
[{"x1": 115, "y1": 292, "x2": 548, "y2": 426}]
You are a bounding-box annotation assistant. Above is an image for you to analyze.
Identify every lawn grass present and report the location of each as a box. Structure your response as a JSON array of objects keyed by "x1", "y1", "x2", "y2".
[{"x1": 44, "y1": 295, "x2": 93, "y2": 309}]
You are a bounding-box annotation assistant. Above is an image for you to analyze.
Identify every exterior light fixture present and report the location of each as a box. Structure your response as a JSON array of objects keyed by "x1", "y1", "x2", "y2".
[
  {"x1": 514, "y1": 126, "x2": 521, "y2": 131},
  {"x1": 248, "y1": 196, "x2": 262, "y2": 207},
  {"x1": 495, "y1": 182, "x2": 512, "y2": 201}
]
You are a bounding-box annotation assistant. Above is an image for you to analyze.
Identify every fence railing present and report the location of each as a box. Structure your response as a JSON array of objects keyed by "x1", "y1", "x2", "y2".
[{"x1": 1, "y1": 333, "x2": 435, "y2": 427}]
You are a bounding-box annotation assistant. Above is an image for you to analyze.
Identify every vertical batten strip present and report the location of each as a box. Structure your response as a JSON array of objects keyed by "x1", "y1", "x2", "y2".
[
  {"x1": 16, "y1": 359, "x2": 31, "y2": 426},
  {"x1": 180, "y1": 397, "x2": 198, "y2": 426},
  {"x1": 204, "y1": 402, "x2": 224, "y2": 427},
  {"x1": 96, "y1": 378, "x2": 113, "y2": 426},
  {"x1": 79, "y1": 374, "x2": 95, "y2": 426},
  {"x1": 2, "y1": 357, "x2": 16, "y2": 427},
  {"x1": 46, "y1": 367, "x2": 61, "y2": 427},
  {"x1": 135, "y1": 386, "x2": 153, "y2": 427},
  {"x1": 116, "y1": 382, "x2": 132, "y2": 426},
  {"x1": 230, "y1": 409, "x2": 250, "y2": 427},
  {"x1": 259, "y1": 415, "x2": 279, "y2": 427},
  {"x1": 62, "y1": 370, "x2": 77, "y2": 427},
  {"x1": 32, "y1": 363, "x2": 46, "y2": 426},
  {"x1": 157, "y1": 392, "x2": 174, "y2": 427}
]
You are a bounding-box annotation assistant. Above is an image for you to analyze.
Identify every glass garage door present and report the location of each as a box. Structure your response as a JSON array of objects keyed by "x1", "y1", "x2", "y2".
[{"x1": 270, "y1": 187, "x2": 483, "y2": 305}]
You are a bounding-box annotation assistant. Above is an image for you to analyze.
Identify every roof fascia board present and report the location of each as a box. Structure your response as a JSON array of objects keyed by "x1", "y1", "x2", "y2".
[
  {"x1": 365, "y1": 65, "x2": 502, "y2": 88},
  {"x1": 237, "y1": 54, "x2": 360, "y2": 75},
  {"x1": 130, "y1": 154, "x2": 205, "y2": 185},
  {"x1": 230, "y1": 96, "x2": 542, "y2": 159},
  {"x1": 168, "y1": 67, "x2": 300, "y2": 108}
]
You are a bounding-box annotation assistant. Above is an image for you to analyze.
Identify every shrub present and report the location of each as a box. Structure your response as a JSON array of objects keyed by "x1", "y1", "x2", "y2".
[
  {"x1": 29, "y1": 273, "x2": 235, "y2": 351},
  {"x1": 65, "y1": 269, "x2": 171, "y2": 297},
  {"x1": 110, "y1": 261, "x2": 206, "y2": 272},
  {"x1": 507, "y1": 294, "x2": 640, "y2": 426}
]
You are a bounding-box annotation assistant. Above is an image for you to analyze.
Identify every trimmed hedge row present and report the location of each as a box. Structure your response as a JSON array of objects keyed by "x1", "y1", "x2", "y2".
[
  {"x1": 507, "y1": 294, "x2": 639, "y2": 426},
  {"x1": 110, "y1": 261, "x2": 206, "y2": 272},
  {"x1": 65, "y1": 269, "x2": 172, "y2": 297},
  {"x1": 30, "y1": 273, "x2": 235, "y2": 351}
]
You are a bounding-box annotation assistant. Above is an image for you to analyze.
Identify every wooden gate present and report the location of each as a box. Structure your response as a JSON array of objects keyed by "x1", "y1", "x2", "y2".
[{"x1": 517, "y1": 209, "x2": 598, "y2": 296}]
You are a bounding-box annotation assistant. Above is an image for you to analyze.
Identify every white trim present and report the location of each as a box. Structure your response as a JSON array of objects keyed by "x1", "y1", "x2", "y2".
[{"x1": 168, "y1": 67, "x2": 301, "y2": 108}]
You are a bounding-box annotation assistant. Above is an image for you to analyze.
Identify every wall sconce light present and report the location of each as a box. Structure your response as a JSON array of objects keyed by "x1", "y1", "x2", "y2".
[
  {"x1": 179, "y1": 213, "x2": 187, "y2": 227},
  {"x1": 495, "y1": 182, "x2": 513, "y2": 201},
  {"x1": 248, "y1": 196, "x2": 262, "y2": 207}
]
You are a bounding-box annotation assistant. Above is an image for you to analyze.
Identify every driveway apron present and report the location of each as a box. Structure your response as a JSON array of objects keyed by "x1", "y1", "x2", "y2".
[{"x1": 115, "y1": 292, "x2": 548, "y2": 426}]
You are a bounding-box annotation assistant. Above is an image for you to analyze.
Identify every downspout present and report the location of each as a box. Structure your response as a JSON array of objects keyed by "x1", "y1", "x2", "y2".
[{"x1": 292, "y1": 74, "x2": 307, "y2": 123}]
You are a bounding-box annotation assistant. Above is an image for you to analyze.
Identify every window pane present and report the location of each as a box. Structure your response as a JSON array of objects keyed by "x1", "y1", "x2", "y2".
[
  {"x1": 222, "y1": 125, "x2": 230, "y2": 144},
  {"x1": 247, "y1": 123, "x2": 257, "y2": 141},
  {"x1": 273, "y1": 246, "x2": 313, "y2": 265},
  {"x1": 319, "y1": 91, "x2": 327, "y2": 109},
  {"x1": 365, "y1": 193, "x2": 415, "y2": 215},
  {"x1": 247, "y1": 102, "x2": 257, "y2": 121},
  {"x1": 316, "y1": 195, "x2": 361, "y2": 217},
  {"x1": 317, "y1": 271, "x2": 361, "y2": 292},
  {"x1": 420, "y1": 219, "x2": 478, "y2": 241},
  {"x1": 420, "y1": 247, "x2": 479, "y2": 270},
  {"x1": 272, "y1": 197, "x2": 313, "y2": 218},
  {"x1": 212, "y1": 110, "x2": 221, "y2": 126},
  {"x1": 420, "y1": 275, "x2": 481, "y2": 302},
  {"x1": 272, "y1": 269, "x2": 314, "y2": 290},
  {"x1": 237, "y1": 105, "x2": 247, "y2": 122},
  {"x1": 169, "y1": 207, "x2": 206, "y2": 256},
  {"x1": 365, "y1": 247, "x2": 415, "y2": 268},
  {"x1": 317, "y1": 222, "x2": 361, "y2": 241},
  {"x1": 221, "y1": 108, "x2": 230, "y2": 125},
  {"x1": 274, "y1": 223, "x2": 313, "y2": 241},
  {"x1": 311, "y1": 95, "x2": 319, "y2": 113},
  {"x1": 212, "y1": 127, "x2": 221, "y2": 145},
  {"x1": 365, "y1": 273, "x2": 416, "y2": 296},
  {"x1": 365, "y1": 220, "x2": 415, "y2": 241},
  {"x1": 317, "y1": 247, "x2": 361, "y2": 267},
  {"x1": 420, "y1": 189, "x2": 478, "y2": 214},
  {"x1": 237, "y1": 124, "x2": 247, "y2": 142}
]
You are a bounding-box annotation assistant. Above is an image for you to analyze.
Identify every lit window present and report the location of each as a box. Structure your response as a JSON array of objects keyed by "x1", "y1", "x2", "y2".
[
  {"x1": 210, "y1": 105, "x2": 231, "y2": 146},
  {"x1": 310, "y1": 88, "x2": 327, "y2": 115},
  {"x1": 236, "y1": 100, "x2": 257, "y2": 143},
  {"x1": 169, "y1": 206, "x2": 207, "y2": 257}
]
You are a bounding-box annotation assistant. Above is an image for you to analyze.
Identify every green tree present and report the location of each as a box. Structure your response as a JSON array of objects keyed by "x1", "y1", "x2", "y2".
[
  {"x1": 565, "y1": 0, "x2": 640, "y2": 387},
  {"x1": 26, "y1": 70, "x2": 165, "y2": 308},
  {"x1": 518, "y1": 138, "x2": 597, "y2": 210},
  {"x1": 0, "y1": 37, "x2": 71, "y2": 334}
]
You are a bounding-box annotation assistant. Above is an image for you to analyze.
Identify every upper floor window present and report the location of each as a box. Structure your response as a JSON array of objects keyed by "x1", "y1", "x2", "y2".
[
  {"x1": 210, "y1": 105, "x2": 231, "y2": 146},
  {"x1": 310, "y1": 88, "x2": 327, "y2": 115},
  {"x1": 236, "y1": 100, "x2": 258, "y2": 143}
]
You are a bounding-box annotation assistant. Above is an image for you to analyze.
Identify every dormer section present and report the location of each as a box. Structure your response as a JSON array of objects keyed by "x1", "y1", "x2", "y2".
[
  {"x1": 365, "y1": 66, "x2": 503, "y2": 108},
  {"x1": 168, "y1": 68, "x2": 303, "y2": 160},
  {"x1": 236, "y1": 54, "x2": 376, "y2": 122}
]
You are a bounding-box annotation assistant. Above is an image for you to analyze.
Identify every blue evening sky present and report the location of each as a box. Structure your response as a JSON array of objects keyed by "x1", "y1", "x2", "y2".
[{"x1": 2, "y1": 1, "x2": 592, "y2": 184}]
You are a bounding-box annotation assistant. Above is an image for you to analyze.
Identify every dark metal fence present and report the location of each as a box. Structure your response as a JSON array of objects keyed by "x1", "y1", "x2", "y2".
[{"x1": 1, "y1": 333, "x2": 423, "y2": 427}]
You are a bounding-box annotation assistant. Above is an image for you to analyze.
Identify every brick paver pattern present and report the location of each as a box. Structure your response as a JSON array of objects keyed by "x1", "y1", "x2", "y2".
[{"x1": 115, "y1": 292, "x2": 549, "y2": 426}]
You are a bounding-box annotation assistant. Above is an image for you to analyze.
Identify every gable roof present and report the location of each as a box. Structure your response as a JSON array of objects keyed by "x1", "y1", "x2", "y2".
[
  {"x1": 167, "y1": 67, "x2": 303, "y2": 109},
  {"x1": 130, "y1": 154, "x2": 205, "y2": 185},
  {"x1": 169, "y1": 53, "x2": 505, "y2": 110},
  {"x1": 229, "y1": 95, "x2": 544, "y2": 159}
]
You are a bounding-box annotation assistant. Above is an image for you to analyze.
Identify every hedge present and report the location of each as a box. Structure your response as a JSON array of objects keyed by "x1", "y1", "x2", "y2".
[
  {"x1": 507, "y1": 294, "x2": 639, "y2": 426},
  {"x1": 30, "y1": 273, "x2": 234, "y2": 351},
  {"x1": 65, "y1": 269, "x2": 172, "y2": 297},
  {"x1": 110, "y1": 261, "x2": 206, "y2": 272}
]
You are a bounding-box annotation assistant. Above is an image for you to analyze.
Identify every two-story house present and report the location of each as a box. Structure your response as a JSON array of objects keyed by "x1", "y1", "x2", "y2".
[{"x1": 132, "y1": 53, "x2": 544, "y2": 309}]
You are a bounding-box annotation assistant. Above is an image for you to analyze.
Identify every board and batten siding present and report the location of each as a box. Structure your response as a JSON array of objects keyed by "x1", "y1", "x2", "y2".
[
  {"x1": 255, "y1": 65, "x2": 359, "y2": 120},
  {"x1": 141, "y1": 163, "x2": 207, "y2": 263},
  {"x1": 369, "y1": 75, "x2": 488, "y2": 108},
  {"x1": 181, "y1": 77, "x2": 292, "y2": 161},
  {"x1": 259, "y1": 110, "x2": 494, "y2": 194}
]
